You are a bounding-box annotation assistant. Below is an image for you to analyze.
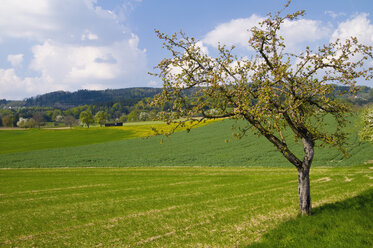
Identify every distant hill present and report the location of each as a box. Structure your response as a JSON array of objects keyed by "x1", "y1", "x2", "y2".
[
  {"x1": 2, "y1": 85, "x2": 372, "y2": 110},
  {"x1": 24, "y1": 88, "x2": 162, "y2": 108},
  {"x1": 334, "y1": 85, "x2": 373, "y2": 105}
]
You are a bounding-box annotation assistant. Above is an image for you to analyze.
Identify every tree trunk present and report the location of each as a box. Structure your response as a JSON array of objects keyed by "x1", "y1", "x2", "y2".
[
  {"x1": 298, "y1": 137, "x2": 314, "y2": 216},
  {"x1": 297, "y1": 166, "x2": 311, "y2": 215}
]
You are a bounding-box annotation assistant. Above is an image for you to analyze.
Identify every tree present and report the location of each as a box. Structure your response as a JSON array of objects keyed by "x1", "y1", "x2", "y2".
[
  {"x1": 112, "y1": 102, "x2": 122, "y2": 111},
  {"x1": 2, "y1": 115, "x2": 14, "y2": 127},
  {"x1": 359, "y1": 105, "x2": 373, "y2": 143},
  {"x1": 119, "y1": 114, "x2": 128, "y2": 123},
  {"x1": 95, "y1": 111, "x2": 107, "y2": 127},
  {"x1": 139, "y1": 112, "x2": 149, "y2": 121},
  {"x1": 127, "y1": 109, "x2": 140, "y2": 122},
  {"x1": 151, "y1": 2, "x2": 372, "y2": 215},
  {"x1": 17, "y1": 117, "x2": 29, "y2": 128},
  {"x1": 52, "y1": 109, "x2": 62, "y2": 122},
  {"x1": 79, "y1": 110, "x2": 94, "y2": 128},
  {"x1": 64, "y1": 115, "x2": 78, "y2": 128},
  {"x1": 33, "y1": 112, "x2": 45, "y2": 129},
  {"x1": 26, "y1": 118, "x2": 37, "y2": 128}
]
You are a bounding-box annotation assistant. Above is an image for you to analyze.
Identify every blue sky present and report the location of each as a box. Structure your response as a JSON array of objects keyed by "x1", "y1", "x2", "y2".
[{"x1": 0, "y1": 0, "x2": 372, "y2": 100}]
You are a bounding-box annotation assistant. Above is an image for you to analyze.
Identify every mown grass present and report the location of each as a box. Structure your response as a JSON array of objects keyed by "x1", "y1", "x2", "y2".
[
  {"x1": 0, "y1": 166, "x2": 371, "y2": 247},
  {"x1": 0, "y1": 118, "x2": 372, "y2": 168}
]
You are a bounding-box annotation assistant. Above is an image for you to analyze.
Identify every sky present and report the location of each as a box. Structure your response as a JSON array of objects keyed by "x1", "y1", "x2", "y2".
[{"x1": 0, "y1": 0, "x2": 373, "y2": 100}]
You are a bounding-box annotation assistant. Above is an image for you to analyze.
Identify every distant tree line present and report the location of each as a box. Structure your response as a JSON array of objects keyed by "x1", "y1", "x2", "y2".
[
  {"x1": 0, "y1": 98, "x2": 165, "y2": 128},
  {"x1": 0, "y1": 88, "x2": 164, "y2": 128},
  {"x1": 0, "y1": 86, "x2": 372, "y2": 128},
  {"x1": 24, "y1": 88, "x2": 162, "y2": 108}
]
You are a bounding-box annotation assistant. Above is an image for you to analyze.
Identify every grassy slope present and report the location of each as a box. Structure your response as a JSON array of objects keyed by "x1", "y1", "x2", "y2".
[
  {"x1": 0, "y1": 167, "x2": 371, "y2": 247},
  {"x1": 0, "y1": 118, "x2": 372, "y2": 168},
  {"x1": 248, "y1": 188, "x2": 373, "y2": 248}
]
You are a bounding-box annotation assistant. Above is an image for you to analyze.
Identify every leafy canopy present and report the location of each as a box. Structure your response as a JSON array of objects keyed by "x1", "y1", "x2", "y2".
[
  {"x1": 151, "y1": 2, "x2": 372, "y2": 168},
  {"x1": 95, "y1": 111, "x2": 107, "y2": 126},
  {"x1": 79, "y1": 110, "x2": 94, "y2": 127}
]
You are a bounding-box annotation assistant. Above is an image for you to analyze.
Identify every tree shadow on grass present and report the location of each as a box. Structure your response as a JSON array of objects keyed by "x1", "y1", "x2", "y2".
[{"x1": 246, "y1": 189, "x2": 373, "y2": 248}]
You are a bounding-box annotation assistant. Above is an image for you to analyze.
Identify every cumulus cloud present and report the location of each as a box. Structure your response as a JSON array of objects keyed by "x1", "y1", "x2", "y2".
[
  {"x1": 0, "y1": 0, "x2": 55, "y2": 41},
  {"x1": 330, "y1": 13, "x2": 373, "y2": 87},
  {"x1": 195, "y1": 41, "x2": 209, "y2": 55},
  {"x1": 0, "y1": 0, "x2": 149, "y2": 99},
  {"x1": 201, "y1": 13, "x2": 372, "y2": 88},
  {"x1": 331, "y1": 13, "x2": 373, "y2": 44},
  {"x1": 0, "y1": 68, "x2": 54, "y2": 100},
  {"x1": 280, "y1": 19, "x2": 331, "y2": 49},
  {"x1": 0, "y1": 0, "x2": 124, "y2": 43},
  {"x1": 203, "y1": 15, "x2": 263, "y2": 49},
  {"x1": 7, "y1": 54, "x2": 24, "y2": 67},
  {"x1": 30, "y1": 37, "x2": 146, "y2": 83},
  {"x1": 203, "y1": 14, "x2": 330, "y2": 51}
]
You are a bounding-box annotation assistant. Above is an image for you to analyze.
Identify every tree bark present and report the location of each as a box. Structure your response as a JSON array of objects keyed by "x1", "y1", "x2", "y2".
[
  {"x1": 298, "y1": 137, "x2": 314, "y2": 216},
  {"x1": 297, "y1": 166, "x2": 311, "y2": 215}
]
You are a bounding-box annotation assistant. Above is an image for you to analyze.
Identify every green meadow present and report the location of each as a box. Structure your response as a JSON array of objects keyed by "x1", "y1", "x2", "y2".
[
  {"x1": 0, "y1": 116, "x2": 372, "y2": 247},
  {"x1": 0, "y1": 167, "x2": 371, "y2": 247}
]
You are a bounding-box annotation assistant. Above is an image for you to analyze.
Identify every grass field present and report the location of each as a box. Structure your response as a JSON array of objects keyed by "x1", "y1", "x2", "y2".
[
  {"x1": 0, "y1": 120, "x2": 212, "y2": 155},
  {"x1": 0, "y1": 128, "x2": 134, "y2": 155},
  {"x1": 0, "y1": 115, "x2": 372, "y2": 247},
  {"x1": 0, "y1": 118, "x2": 372, "y2": 168},
  {"x1": 0, "y1": 167, "x2": 372, "y2": 247}
]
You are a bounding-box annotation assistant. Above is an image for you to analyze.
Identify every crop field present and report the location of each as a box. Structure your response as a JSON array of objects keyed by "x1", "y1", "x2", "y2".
[
  {"x1": 0, "y1": 167, "x2": 372, "y2": 247},
  {"x1": 0, "y1": 120, "x2": 213, "y2": 155},
  {"x1": 0, "y1": 116, "x2": 372, "y2": 247},
  {"x1": 0, "y1": 118, "x2": 372, "y2": 168}
]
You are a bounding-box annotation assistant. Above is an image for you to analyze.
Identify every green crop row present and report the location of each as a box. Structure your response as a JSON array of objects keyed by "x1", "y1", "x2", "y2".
[{"x1": 0, "y1": 117, "x2": 372, "y2": 168}]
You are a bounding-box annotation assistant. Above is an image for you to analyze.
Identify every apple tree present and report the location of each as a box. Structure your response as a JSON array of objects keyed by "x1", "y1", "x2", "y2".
[{"x1": 151, "y1": 3, "x2": 372, "y2": 215}]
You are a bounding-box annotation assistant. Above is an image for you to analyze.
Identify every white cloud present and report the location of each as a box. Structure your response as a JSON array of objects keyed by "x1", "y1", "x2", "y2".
[
  {"x1": 331, "y1": 13, "x2": 373, "y2": 44},
  {"x1": 203, "y1": 15, "x2": 263, "y2": 49},
  {"x1": 195, "y1": 41, "x2": 209, "y2": 55},
  {"x1": 81, "y1": 30, "x2": 99, "y2": 41},
  {"x1": 30, "y1": 40, "x2": 120, "y2": 82},
  {"x1": 280, "y1": 19, "x2": 330, "y2": 49},
  {"x1": 0, "y1": 68, "x2": 54, "y2": 100},
  {"x1": 28, "y1": 36, "x2": 146, "y2": 88},
  {"x1": 0, "y1": 0, "x2": 123, "y2": 42},
  {"x1": 203, "y1": 15, "x2": 330, "y2": 51},
  {"x1": 0, "y1": 0, "x2": 56, "y2": 41},
  {"x1": 0, "y1": 0, "x2": 150, "y2": 99},
  {"x1": 330, "y1": 13, "x2": 373, "y2": 87},
  {"x1": 0, "y1": 36, "x2": 148, "y2": 99},
  {"x1": 7, "y1": 54, "x2": 24, "y2": 67}
]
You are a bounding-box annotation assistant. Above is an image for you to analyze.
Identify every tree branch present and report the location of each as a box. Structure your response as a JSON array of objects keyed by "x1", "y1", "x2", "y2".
[{"x1": 243, "y1": 113, "x2": 303, "y2": 168}]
